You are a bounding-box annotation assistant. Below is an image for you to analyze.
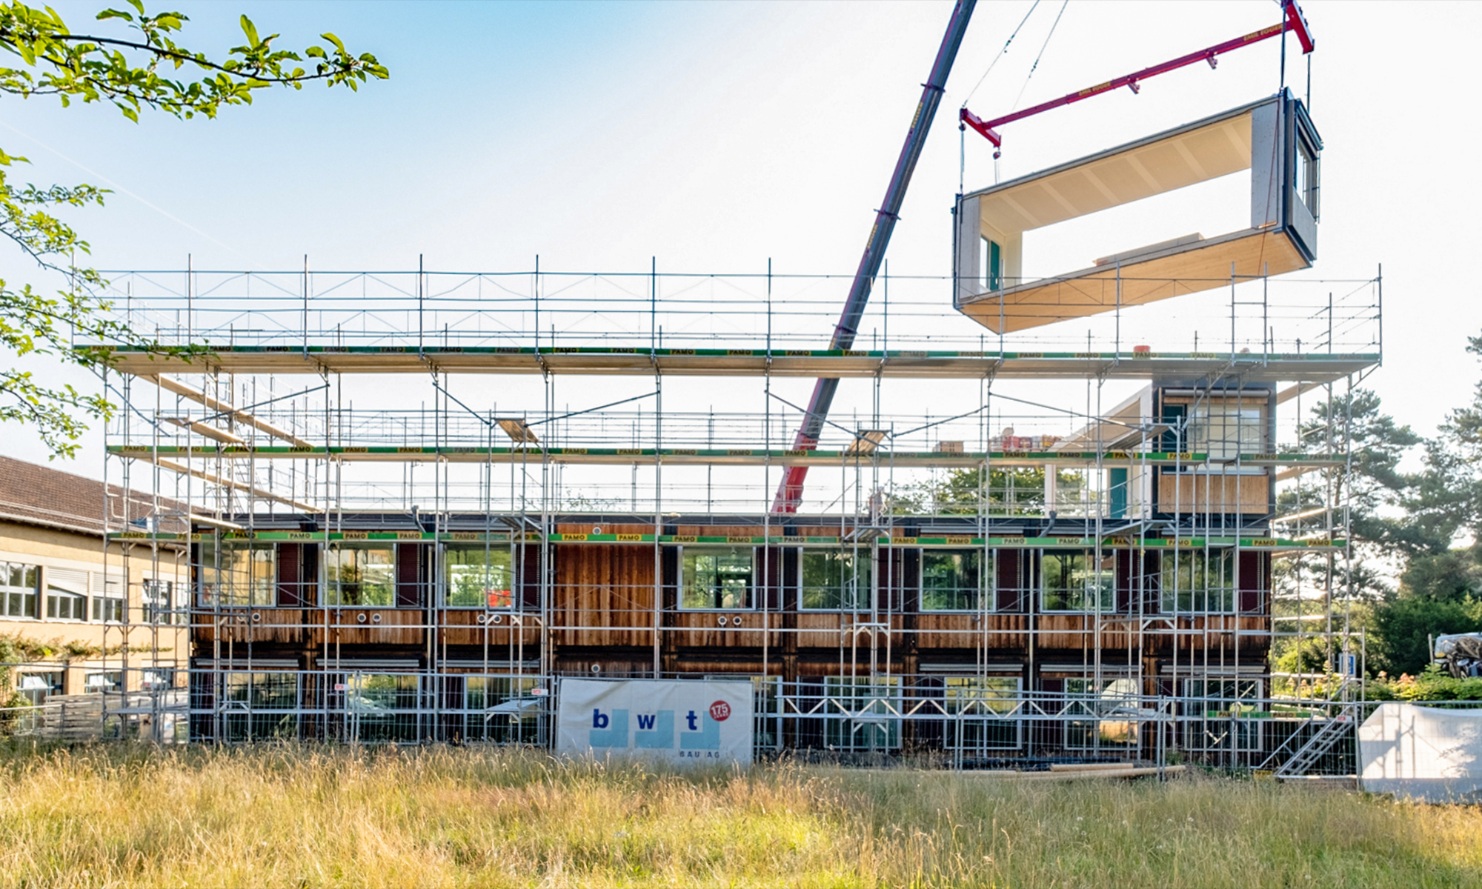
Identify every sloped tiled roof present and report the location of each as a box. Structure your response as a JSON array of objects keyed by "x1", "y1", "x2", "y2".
[{"x1": 0, "y1": 455, "x2": 188, "y2": 538}]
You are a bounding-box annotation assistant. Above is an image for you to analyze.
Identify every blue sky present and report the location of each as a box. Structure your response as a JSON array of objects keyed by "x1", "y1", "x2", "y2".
[{"x1": 3, "y1": 0, "x2": 1480, "y2": 474}]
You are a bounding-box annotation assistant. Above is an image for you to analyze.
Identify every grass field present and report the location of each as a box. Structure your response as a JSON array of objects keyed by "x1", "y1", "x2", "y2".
[{"x1": 0, "y1": 745, "x2": 1477, "y2": 888}]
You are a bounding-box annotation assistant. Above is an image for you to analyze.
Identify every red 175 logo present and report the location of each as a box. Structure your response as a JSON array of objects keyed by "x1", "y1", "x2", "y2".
[{"x1": 709, "y1": 700, "x2": 731, "y2": 722}]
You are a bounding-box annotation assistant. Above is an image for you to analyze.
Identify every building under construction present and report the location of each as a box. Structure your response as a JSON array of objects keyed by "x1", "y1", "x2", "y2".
[{"x1": 94, "y1": 5, "x2": 1378, "y2": 768}]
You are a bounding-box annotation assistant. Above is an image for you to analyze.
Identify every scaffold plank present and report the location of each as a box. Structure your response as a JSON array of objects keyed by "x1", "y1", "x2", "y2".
[
  {"x1": 105, "y1": 528, "x2": 1345, "y2": 551},
  {"x1": 109, "y1": 444, "x2": 1346, "y2": 468},
  {"x1": 98, "y1": 346, "x2": 1378, "y2": 382}
]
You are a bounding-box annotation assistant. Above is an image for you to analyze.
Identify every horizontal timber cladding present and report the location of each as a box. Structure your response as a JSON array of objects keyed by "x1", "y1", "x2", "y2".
[
  {"x1": 913, "y1": 614, "x2": 1028, "y2": 650},
  {"x1": 1156, "y1": 469, "x2": 1271, "y2": 514},
  {"x1": 552, "y1": 543, "x2": 656, "y2": 647},
  {"x1": 437, "y1": 610, "x2": 542, "y2": 647},
  {"x1": 322, "y1": 608, "x2": 427, "y2": 646},
  {"x1": 192, "y1": 608, "x2": 307, "y2": 645}
]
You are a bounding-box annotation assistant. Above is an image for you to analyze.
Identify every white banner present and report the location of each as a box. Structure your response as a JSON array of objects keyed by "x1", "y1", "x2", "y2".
[
  {"x1": 555, "y1": 678, "x2": 754, "y2": 765},
  {"x1": 1359, "y1": 703, "x2": 1482, "y2": 802}
]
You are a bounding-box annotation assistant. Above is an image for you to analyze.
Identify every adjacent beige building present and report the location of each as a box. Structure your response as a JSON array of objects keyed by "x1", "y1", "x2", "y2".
[{"x1": 0, "y1": 455, "x2": 188, "y2": 701}]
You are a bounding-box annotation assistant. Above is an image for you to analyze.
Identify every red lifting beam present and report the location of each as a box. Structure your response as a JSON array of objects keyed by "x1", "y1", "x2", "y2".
[{"x1": 961, "y1": 0, "x2": 1314, "y2": 154}]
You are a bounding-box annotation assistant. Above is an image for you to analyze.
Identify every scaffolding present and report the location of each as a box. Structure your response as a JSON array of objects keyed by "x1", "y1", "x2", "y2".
[{"x1": 94, "y1": 261, "x2": 1378, "y2": 770}]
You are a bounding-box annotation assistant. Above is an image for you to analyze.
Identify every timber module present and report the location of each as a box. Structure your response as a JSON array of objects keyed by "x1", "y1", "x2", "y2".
[{"x1": 96, "y1": 9, "x2": 1376, "y2": 766}]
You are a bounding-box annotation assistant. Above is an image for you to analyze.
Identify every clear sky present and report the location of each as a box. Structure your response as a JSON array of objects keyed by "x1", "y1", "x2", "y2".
[{"x1": 3, "y1": 0, "x2": 1479, "y2": 477}]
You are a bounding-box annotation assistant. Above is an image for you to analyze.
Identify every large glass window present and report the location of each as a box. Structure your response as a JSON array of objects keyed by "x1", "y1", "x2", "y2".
[
  {"x1": 324, "y1": 544, "x2": 396, "y2": 607},
  {"x1": 944, "y1": 676, "x2": 1021, "y2": 751},
  {"x1": 823, "y1": 676, "x2": 901, "y2": 751},
  {"x1": 445, "y1": 545, "x2": 514, "y2": 608},
  {"x1": 1163, "y1": 550, "x2": 1236, "y2": 613},
  {"x1": 221, "y1": 672, "x2": 301, "y2": 742},
  {"x1": 463, "y1": 676, "x2": 541, "y2": 744},
  {"x1": 1187, "y1": 401, "x2": 1265, "y2": 461},
  {"x1": 1041, "y1": 551, "x2": 1115, "y2": 612},
  {"x1": 1065, "y1": 677, "x2": 1140, "y2": 750},
  {"x1": 800, "y1": 549, "x2": 872, "y2": 611},
  {"x1": 337, "y1": 673, "x2": 421, "y2": 743},
  {"x1": 921, "y1": 550, "x2": 983, "y2": 611},
  {"x1": 1183, "y1": 679, "x2": 1263, "y2": 752},
  {"x1": 0, "y1": 561, "x2": 38, "y2": 618},
  {"x1": 1294, "y1": 133, "x2": 1319, "y2": 218},
  {"x1": 680, "y1": 547, "x2": 753, "y2": 610},
  {"x1": 45, "y1": 567, "x2": 87, "y2": 621},
  {"x1": 199, "y1": 541, "x2": 275, "y2": 607}
]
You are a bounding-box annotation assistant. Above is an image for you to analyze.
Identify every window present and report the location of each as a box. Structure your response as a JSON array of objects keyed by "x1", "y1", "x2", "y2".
[
  {"x1": 1041, "y1": 551, "x2": 1114, "y2": 612},
  {"x1": 336, "y1": 673, "x2": 421, "y2": 743},
  {"x1": 16, "y1": 671, "x2": 62, "y2": 705},
  {"x1": 84, "y1": 671, "x2": 122, "y2": 692},
  {"x1": 1187, "y1": 401, "x2": 1264, "y2": 462},
  {"x1": 463, "y1": 675, "x2": 541, "y2": 744},
  {"x1": 1162, "y1": 550, "x2": 1236, "y2": 613},
  {"x1": 0, "y1": 561, "x2": 38, "y2": 619},
  {"x1": 1183, "y1": 679, "x2": 1262, "y2": 752},
  {"x1": 921, "y1": 550, "x2": 983, "y2": 611},
  {"x1": 221, "y1": 672, "x2": 300, "y2": 742},
  {"x1": 944, "y1": 676, "x2": 1021, "y2": 751},
  {"x1": 680, "y1": 547, "x2": 753, "y2": 610},
  {"x1": 1294, "y1": 133, "x2": 1319, "y2": 219},
  {"x1": 800, "y1": 549, "x2": 872, "y2": 611},
  {"x1": 981, "y1": 236, "x2": 1003, "y2": 291},
  {"x1": 45, "y1": 568, "x2": 87, "y2": 621},
  {"x1": 1064, "y1": 677, "x2": 1140, "y2": 750},
  {"x1": 199, "y1": 541, "x2": 274, "y2": 606},
  {"x1": 324, "y1": 544, "x2": 396, "y2": 607},
  {"x1": 142, "y1": 668, "x2": 176, "y2": 691},
  {"x1": 143, "y1": 579, "x2": 180, "y2": 624},
  {"x1": 823, "y1": 676, "x2": 900, "y2": 751},
  {"x1": 445, "y1": 544, "x2": 514, "y2": 608},
  {"x1": 90, "y1": 572, "x2": 125, "y2": 623}
]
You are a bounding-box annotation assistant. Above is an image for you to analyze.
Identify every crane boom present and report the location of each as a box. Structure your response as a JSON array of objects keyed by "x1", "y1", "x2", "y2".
[{"x1": 772, "y1": 0, "x2": 977, "y2": 514}]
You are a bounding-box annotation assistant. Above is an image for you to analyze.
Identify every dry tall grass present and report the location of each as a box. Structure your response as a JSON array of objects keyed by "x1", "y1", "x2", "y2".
[{"x1": 0, "y1": 744, "x2": 1475, "y2": 888}]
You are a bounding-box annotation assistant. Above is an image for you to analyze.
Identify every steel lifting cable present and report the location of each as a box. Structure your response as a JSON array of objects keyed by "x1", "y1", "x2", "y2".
[
  {"x1": 1009, "y1": 0, "x2": 1070, "y2": 113},
  {"x1": 960, "y1": 0, "x2": 1042, "y2": 110}
]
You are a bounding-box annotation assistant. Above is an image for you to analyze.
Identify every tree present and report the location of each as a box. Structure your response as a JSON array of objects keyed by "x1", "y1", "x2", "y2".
[
  {"x1": 1364, "y1": 332, "x2": 1482, "y2": 674},
  {"x1": 0, "y1": 1, "x2": 386, "y2": 456}
]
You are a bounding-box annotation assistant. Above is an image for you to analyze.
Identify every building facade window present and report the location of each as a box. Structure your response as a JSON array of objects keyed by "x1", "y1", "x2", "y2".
[
  {"x1": 799, "y1": 549, "x2": 872, "y2": 611},
  {"x1": 823, "y1": 676, "x2": 901, "y2": 751},
  {"x1": 0, "y1": 561, "x2": 38, "y2": 619},
  {"x1": 1064, "y1": 676, "x2": 1140, "y2": 750},
  {"x1": 679, "y1": 547, "x2": 753, "y2": 610},
  {"x1": 221, "y1": 671, "x2": 301, "y2": 742},
  {"x1": 921, "y1": 550, "x2": 983, "y2": 611},
  {"x1": 45, "y1": 567, "x2": 87, "y2": 621},
  {"x1": 463, "y1": 675, "x2": 541, "y2": 744},
  {"x1": 16, "y1": 671, "x2": 62, "y2": 704},
  {"x1": 1162, "y1": 550, "x2": 1236, "y2": 613},
  {"x1": 324, "y1": 544, "x2": 396, "y2": 607},
  {"x1": 143, "y1": 579, "x2": 180, "y2": 624},
  {"x1": 1187, "y1": 401, "x2": 1265, "y2": 461},
  {"x1": 90, "y1": 572, "x2": 125, "y2": 623},
  {"x1": 1183, "y1": 679, "x2": 1263, "y2": 752},
  {"x1": 944, "y1": 676, "x2": 1021, "y2": 751},
  {"x1": 444, "y1": 544, "x2": 514, "y2": 608},
  {"x1": 336, "y1": 673, "x2": 421, "y2": 743},
  {"x1": 199, "y1": 541, "x2": 275, "y2": 607},
  {"x1": 1040, "y1": 550, "x2": 1115, "y2": 612}
]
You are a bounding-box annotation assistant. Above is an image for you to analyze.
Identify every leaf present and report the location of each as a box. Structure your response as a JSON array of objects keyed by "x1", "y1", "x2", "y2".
[
  {"x1": 321, "y1": 32, "x2": 346, "y2": 54},
  {"x1": 240, "y1": 14, "x2": 259, "y2": 47},
  {"x1": 95, "y1": 8, "x2": 134, "y2": 23}
]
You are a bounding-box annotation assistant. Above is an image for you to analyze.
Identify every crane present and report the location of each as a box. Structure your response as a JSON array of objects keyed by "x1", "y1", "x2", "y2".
[{"x1": 772, "y1": 0, "x2": 978, "y2": 514}]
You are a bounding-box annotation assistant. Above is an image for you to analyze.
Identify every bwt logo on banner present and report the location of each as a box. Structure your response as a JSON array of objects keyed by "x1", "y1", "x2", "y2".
[
  {"x1": 556, "y1": 678, "x2": 754, "y2": 765},
  {"x1": 589, "y1": 699, "x2": 732, "y2": 757}
]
